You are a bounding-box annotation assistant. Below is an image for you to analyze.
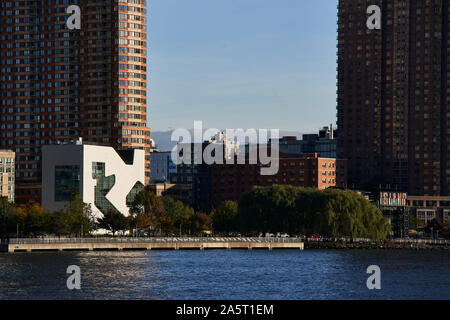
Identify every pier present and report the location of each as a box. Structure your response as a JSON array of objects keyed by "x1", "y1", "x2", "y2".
[{"x1": 6, "y1": 237, "x2": 304, "y2": 253}]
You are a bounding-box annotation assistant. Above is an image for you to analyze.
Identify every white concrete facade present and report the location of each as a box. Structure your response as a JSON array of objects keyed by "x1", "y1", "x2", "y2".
[{"x1": 42, "y1": 143, "x2": 145, "y2": 217}]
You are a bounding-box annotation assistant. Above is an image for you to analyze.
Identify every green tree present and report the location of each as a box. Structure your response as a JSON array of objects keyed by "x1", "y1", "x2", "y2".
[
  {"x1": 65, "y1": 194, "x2": 96, "y2": 236},
  {"x1": 409, "y1": 214, "x2": 421, "y2": 231},
  {"x1": 161, "y1": 196, "x2": 194, "y2": 235},
  {"x1": 49, "y1": 210, "x2": 70, "y2": 236},
  {"x1": 237, "y1": 186, "x2": 271, "y2": 234},
  {"x1": 16, "y1": 203, "x2": 52, "y2": 237},
  {"x1": 188, "y1": 212, "x2": 211, "y2": 235},
  {"x1": 212, "y1": 201, "x2": 238, "y2": 233},
  {"x1": 129, "y1": 212, "x2": 152, "y2": 235},
  {"x1": 425, "y1": 219, "x2": 443, "y2": 238},
  {"x1": 97, "y1": 210, "x2": 129, "y2": 237},
  {"x1": 130, "y1": 190, "x2": 167, "y2": 235},
  {"x1": 0, "y1": 197, "x2": 18, "y2": 239}
]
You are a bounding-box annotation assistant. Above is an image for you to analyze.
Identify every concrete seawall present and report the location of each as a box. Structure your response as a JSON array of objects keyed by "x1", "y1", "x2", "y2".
[{"x1": 8, "y1": 238, "x2": 304, "y2": 253}]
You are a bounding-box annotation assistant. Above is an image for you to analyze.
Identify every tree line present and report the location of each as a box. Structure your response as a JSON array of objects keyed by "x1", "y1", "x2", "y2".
[
  {"x1": 3, "y1": 186, "x2": 449, "y2": 240},
  {"x1": 0, "y1": 191, "x2": 211, "y2": 238},
  {"x1": 0, "y1": 194, "x2": 95, "y2": 238},
  {"x1": 212, "y1": 185, "x2": 392, "y2": 240},
  {"x1": 127, "y1": 190, "x2": 211, "y2": 236}
]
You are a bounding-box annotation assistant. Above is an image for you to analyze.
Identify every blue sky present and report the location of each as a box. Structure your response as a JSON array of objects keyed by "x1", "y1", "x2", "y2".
[{"x1": 147, "y1": 0, "x2": 338, "y2": 132}]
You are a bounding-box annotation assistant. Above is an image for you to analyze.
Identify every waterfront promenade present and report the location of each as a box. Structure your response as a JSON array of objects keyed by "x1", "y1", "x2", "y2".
[
  {"x1": 6, "y1": 237, "x2": 304, "y2": 253},
  {"x1": 305, "y1": 237, "x2": 450, "y2": 249}
]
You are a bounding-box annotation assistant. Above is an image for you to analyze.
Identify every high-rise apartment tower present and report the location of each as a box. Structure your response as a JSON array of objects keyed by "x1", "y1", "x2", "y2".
[
  {"x1": 337, "y1": 0, "x2": 449, "y2": 196},
  {"x1": 0, "y1": 0, "x2": 151, "y2": 203}
]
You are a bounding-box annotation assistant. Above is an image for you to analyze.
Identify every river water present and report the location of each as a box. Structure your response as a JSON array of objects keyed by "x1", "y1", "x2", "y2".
[{"x1": 0, "y1": 250, "x2": 448, "y2": 300}]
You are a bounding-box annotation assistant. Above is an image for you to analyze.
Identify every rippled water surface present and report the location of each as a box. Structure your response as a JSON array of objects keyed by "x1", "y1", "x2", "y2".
[{"x1": 0, "y1": 250, "x2": 449, "y2": 300}]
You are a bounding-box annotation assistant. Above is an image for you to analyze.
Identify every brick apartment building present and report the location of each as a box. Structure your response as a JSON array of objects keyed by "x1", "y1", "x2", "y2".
[
  {"x1": 337, "y1": 0, "x2": 449, "y2": 196},
  {"x1": 210, "y1": 151, "x2": 347, "y2": 210},
  {"x1": 0, "y1": 0, "x2": 150, "y2": 203}
]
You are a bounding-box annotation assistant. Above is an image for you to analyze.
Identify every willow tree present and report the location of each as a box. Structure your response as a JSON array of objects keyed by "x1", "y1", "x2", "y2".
[{"x1": 237, "y1": 185, "x2": 390, "y2": 240}]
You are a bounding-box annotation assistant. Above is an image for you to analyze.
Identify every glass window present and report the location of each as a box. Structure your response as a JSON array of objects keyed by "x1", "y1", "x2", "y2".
[{"x1": 55, "y1": 165, "x2": 80, "y2": 201}]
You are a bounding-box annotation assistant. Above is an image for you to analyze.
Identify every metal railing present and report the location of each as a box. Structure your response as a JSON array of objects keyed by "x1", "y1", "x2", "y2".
[
  {"x1": 390, "y1": 238, "x2": 449, "y2": 245},
  {"x1": 9, "y1": 237, "x2": 304, "y2": 245},
  {"x1": 9, "y1": 237, "x2": 448, "y2": 246},
  {"x1": 306, "y1": 237, "x2": 450, "y2": 246}
]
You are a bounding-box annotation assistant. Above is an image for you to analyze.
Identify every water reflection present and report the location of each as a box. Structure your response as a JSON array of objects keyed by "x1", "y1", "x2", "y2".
[{"x1": 0, "y1": 250, "x2": 449, "y2": 300}]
